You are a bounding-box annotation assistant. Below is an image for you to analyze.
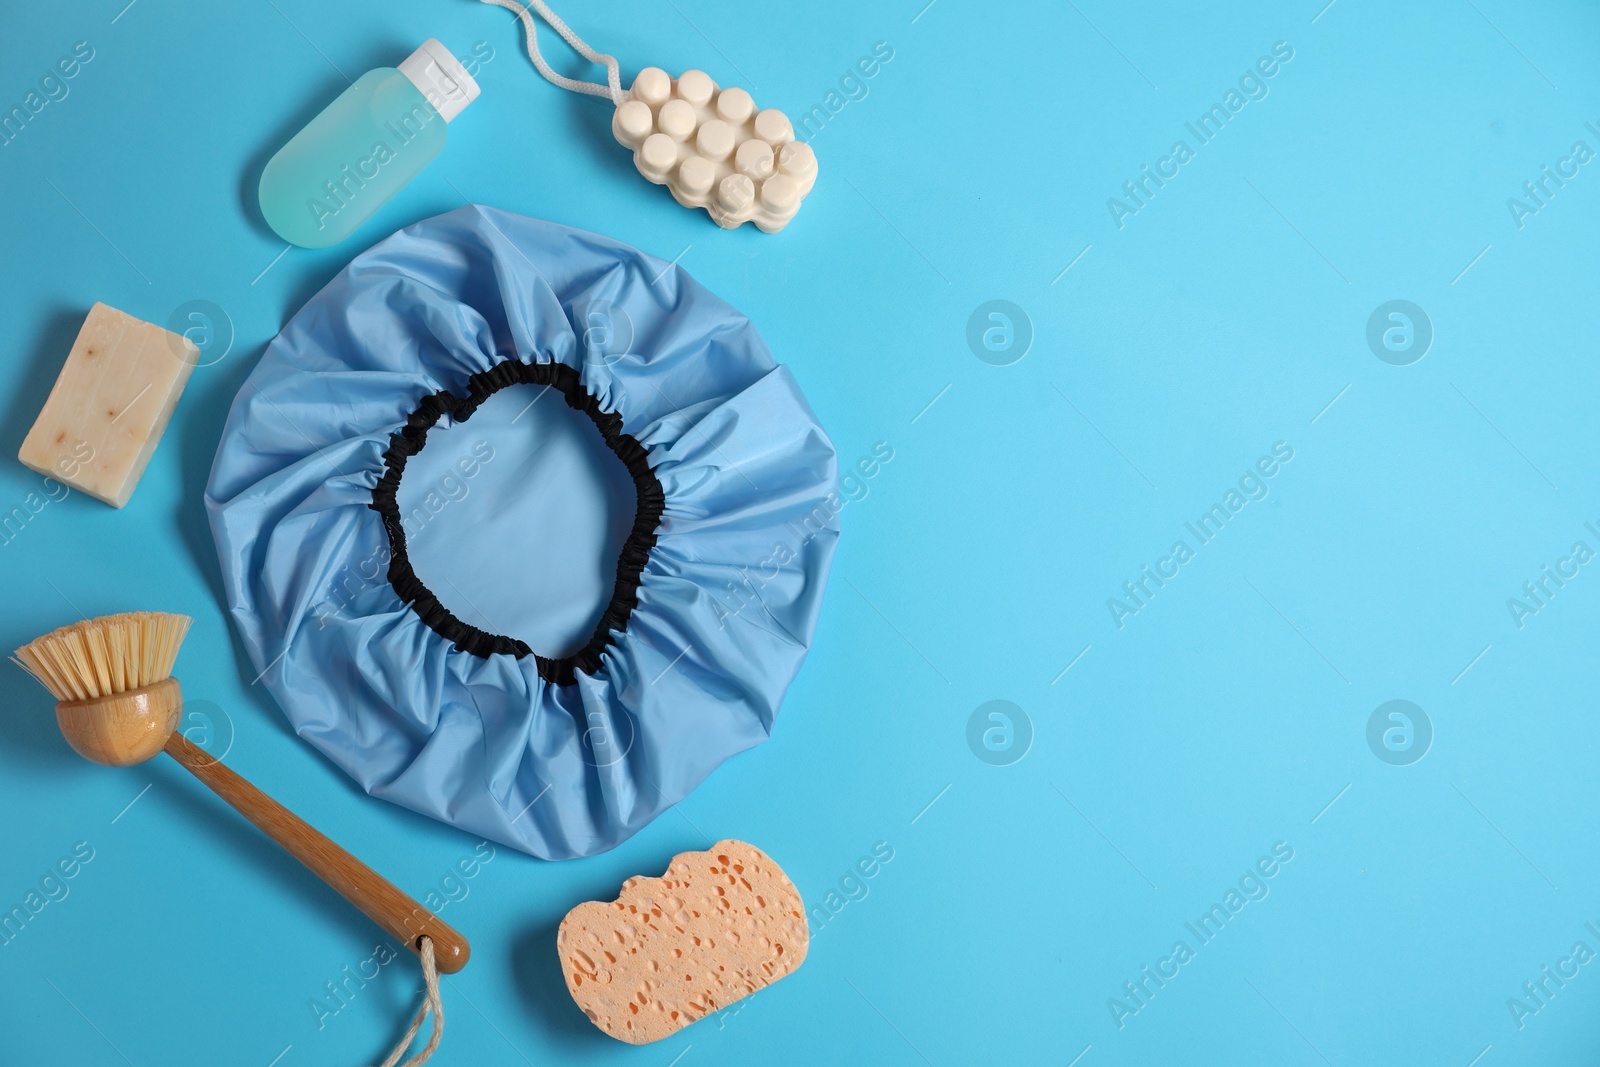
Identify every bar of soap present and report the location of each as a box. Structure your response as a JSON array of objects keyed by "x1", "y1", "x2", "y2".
[
  {"x1": 558, "y1": 840, "x2": 808, "y2": 1044},
  {"x1": 18, "y1": 302, "x2": 197, "y2": 507}
]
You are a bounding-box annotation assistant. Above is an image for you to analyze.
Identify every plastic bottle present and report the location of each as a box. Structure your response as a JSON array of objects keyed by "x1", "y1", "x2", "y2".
[{"x1": 259, "y1": 39, "x2": 479, "y2": 249}]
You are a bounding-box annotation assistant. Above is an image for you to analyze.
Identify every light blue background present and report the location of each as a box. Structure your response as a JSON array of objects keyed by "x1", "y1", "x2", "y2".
[{"x1": 1, "y1": 0, "x2": 1597, "y2": 1064}]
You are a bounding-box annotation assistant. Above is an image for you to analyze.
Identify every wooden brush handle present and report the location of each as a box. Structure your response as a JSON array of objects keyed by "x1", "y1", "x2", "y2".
[{"x1": 162, "y1": 732, "x2": 470, "y2": 973}]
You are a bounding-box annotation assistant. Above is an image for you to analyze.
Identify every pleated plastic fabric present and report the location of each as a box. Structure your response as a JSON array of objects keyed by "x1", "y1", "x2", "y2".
[{"x1": 205, "y1": 206, "x2": 839, "y2": 859}]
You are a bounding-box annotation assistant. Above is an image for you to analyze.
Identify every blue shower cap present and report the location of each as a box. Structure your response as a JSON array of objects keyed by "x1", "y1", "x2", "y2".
[{"x1": 206, "y1": 206, "x2": 839, "y2": 859}]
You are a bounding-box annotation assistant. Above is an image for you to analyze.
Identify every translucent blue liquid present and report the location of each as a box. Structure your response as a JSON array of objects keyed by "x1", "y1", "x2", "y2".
[{"x1": 259, "y1": 68, "x2": 447, "y2": 248}]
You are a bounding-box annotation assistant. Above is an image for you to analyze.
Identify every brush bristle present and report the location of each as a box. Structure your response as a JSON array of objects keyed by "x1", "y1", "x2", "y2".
[{"x1": 12, "y1": 612, "x2": 192, "y2": 702}]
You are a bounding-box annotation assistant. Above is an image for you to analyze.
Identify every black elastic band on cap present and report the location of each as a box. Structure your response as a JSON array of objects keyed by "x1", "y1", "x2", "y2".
[{"x1": 370, "y1": 359, "x2": 665, "y2": 686}]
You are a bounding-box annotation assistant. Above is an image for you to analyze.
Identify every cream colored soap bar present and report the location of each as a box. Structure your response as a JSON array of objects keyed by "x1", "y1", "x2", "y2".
[
  {"x1": 559, "y1": 840, "x2": 808, "y2": 1044},
  {"x1": 18, "y1": 303, "x2": 197, "y2": 507}
]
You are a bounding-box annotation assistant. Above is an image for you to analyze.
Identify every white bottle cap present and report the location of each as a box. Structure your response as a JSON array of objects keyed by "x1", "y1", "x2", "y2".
[{"x1": 399, "y1": 39, "x2": 479, "y2": 123}]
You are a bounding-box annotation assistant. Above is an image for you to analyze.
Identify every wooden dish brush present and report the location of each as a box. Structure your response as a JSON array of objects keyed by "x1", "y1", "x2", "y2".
[{"x1": 14, "y1": 611, "x2": 469, "y2": 1065}]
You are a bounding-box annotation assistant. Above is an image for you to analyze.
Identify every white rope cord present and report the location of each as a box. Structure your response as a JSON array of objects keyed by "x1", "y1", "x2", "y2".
[
  {"x1": 371, "y1": 936, "x2": 445, "y2": 1067},
  {"x1": 478, "y1": 0, "x2": 625, "y2": 105}
]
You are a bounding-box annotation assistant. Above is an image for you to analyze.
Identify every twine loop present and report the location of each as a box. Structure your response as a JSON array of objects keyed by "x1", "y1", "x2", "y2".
[{"x1": 371, "y1": 936, "x2": 444, "y2": 1067}]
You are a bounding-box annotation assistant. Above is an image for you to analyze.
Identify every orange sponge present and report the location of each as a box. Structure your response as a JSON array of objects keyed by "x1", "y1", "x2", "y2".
[{"x1": 558, "y1": 839, "x2": 808, "y2": 1043}]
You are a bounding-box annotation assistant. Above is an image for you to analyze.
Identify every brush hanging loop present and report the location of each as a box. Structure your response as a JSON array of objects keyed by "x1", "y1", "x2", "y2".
[{"x1": 372, "y1": 936, "x2": 445, "y2": 1067}]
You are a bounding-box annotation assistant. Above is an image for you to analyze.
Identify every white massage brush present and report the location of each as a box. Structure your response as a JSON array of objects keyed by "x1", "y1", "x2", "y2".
[{"x1": 479, "y1": 0, "x2": 818, "y2": 232}]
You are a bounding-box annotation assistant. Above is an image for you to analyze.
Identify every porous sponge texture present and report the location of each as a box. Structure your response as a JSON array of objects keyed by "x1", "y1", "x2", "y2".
[
  {"x1": 558, "y1": 839, "x2": 809, "y2": 1044},
  {"x1": 612, "y1": 68, "x2": 817, "y2": 233}
]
